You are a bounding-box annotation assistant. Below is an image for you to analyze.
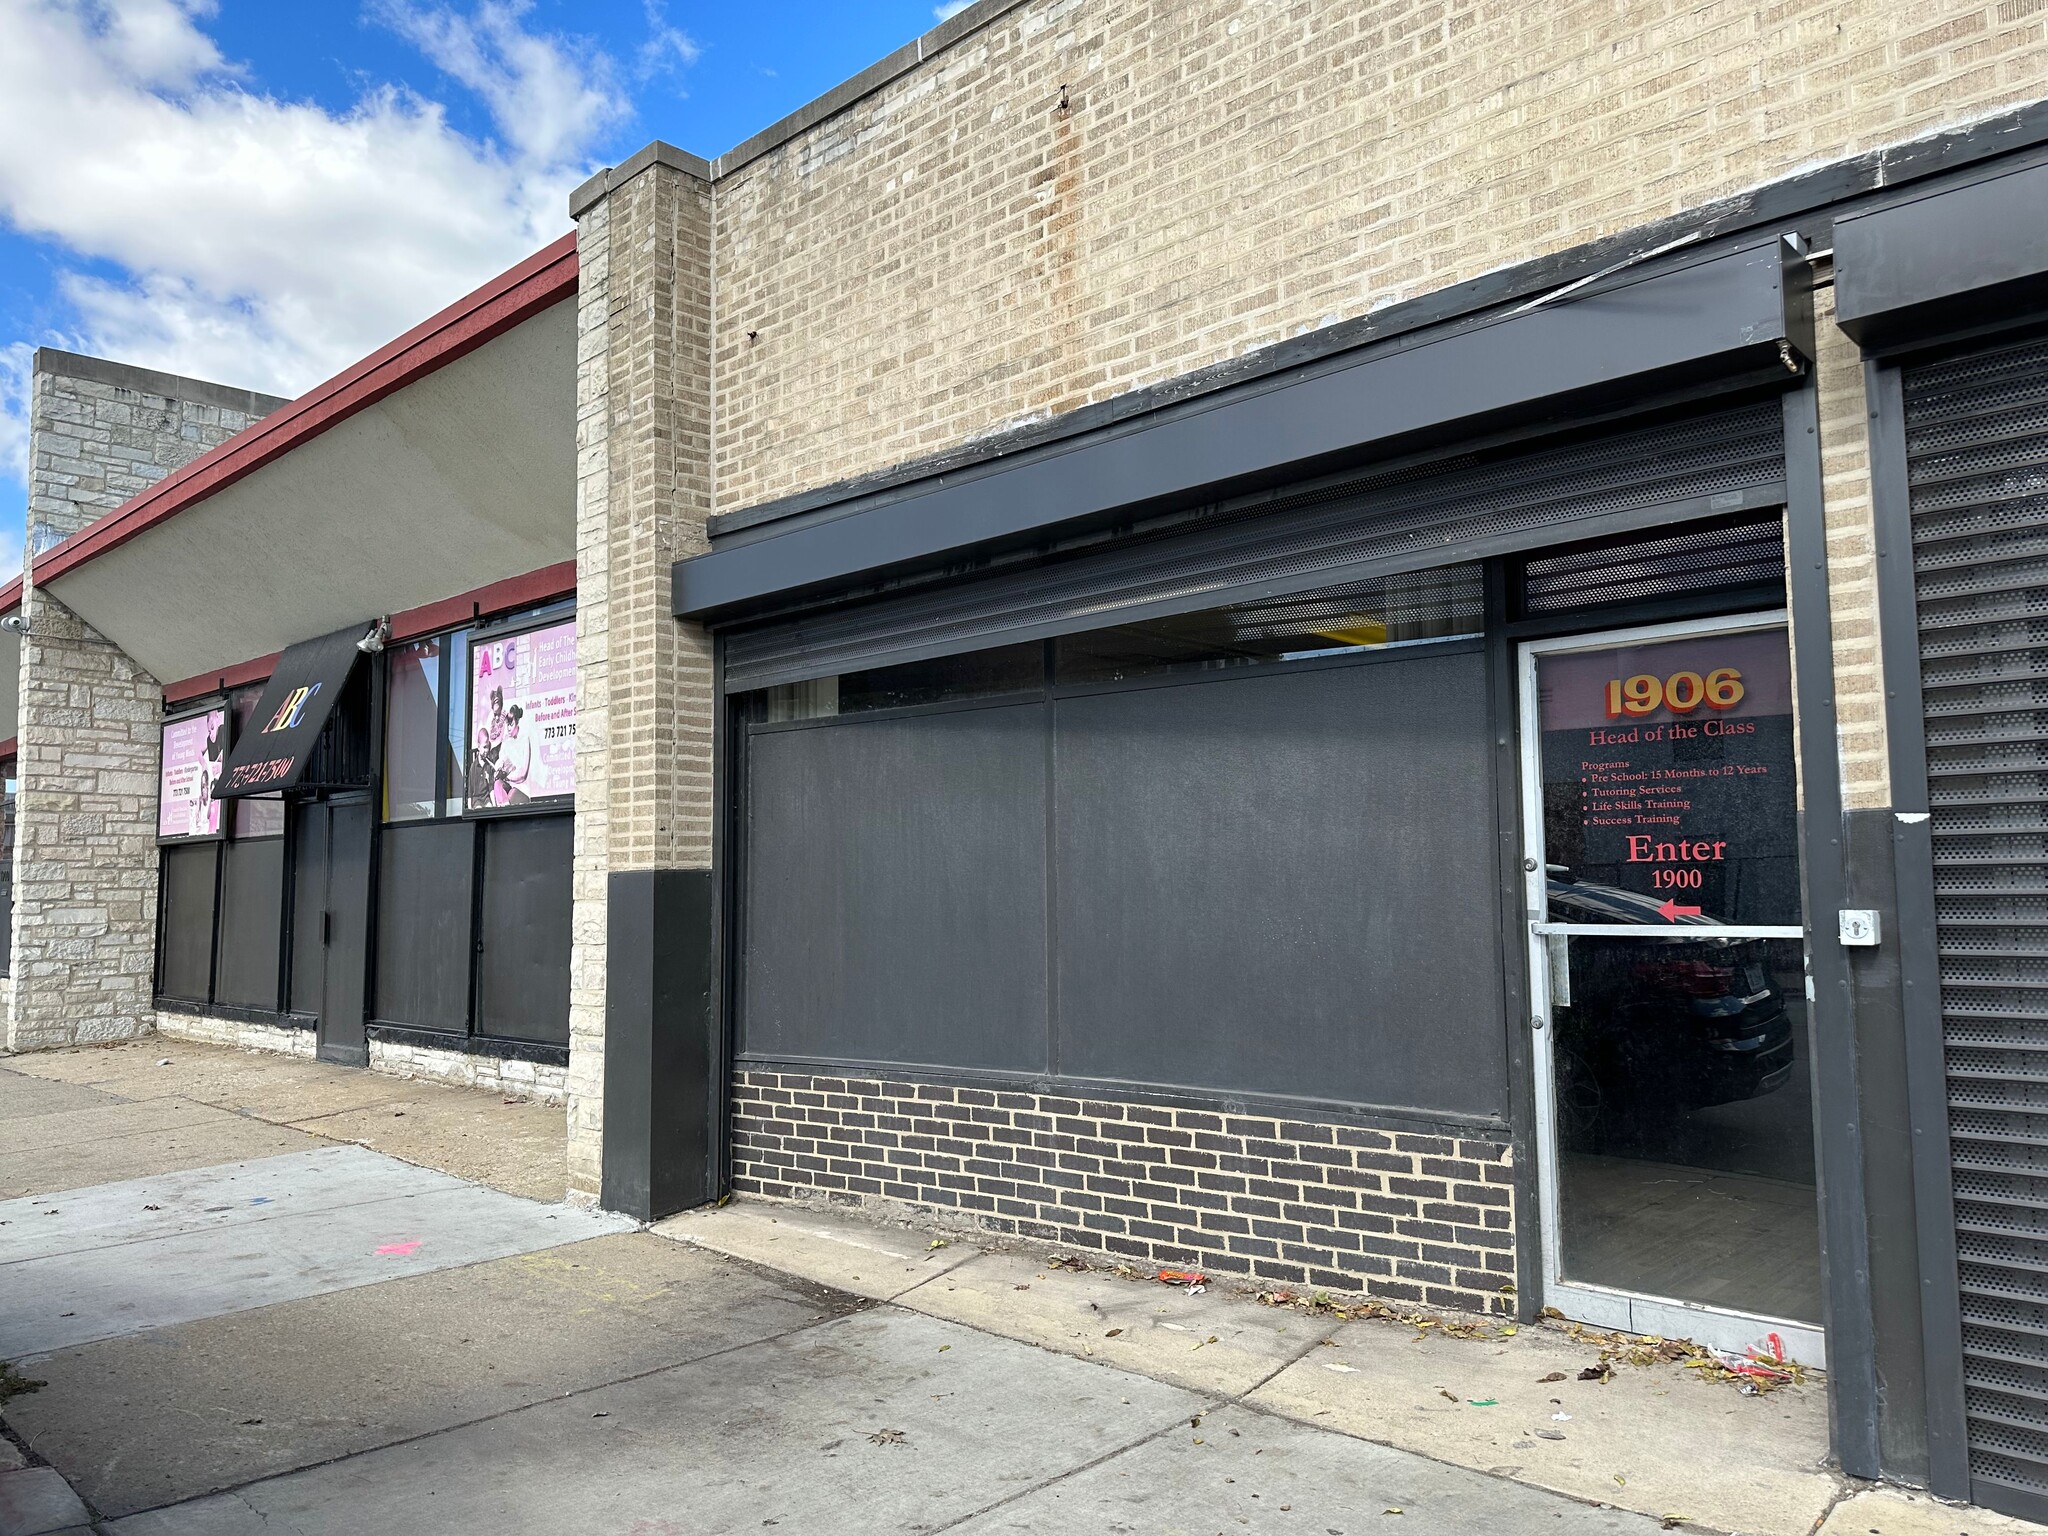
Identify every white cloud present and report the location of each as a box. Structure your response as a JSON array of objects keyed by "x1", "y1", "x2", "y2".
[
  {"x1": 373, "y1": 0, "x2": 626, "y2": 165},
  {"x1": 0, "y1": 0, "x2": 630, "y2": 402},
  {"x1": 934, "y1": 1, "x2": 973, "y2": 20},
  {"x1": 636, "y1": 0, "x2": 700, "y2": 83}
]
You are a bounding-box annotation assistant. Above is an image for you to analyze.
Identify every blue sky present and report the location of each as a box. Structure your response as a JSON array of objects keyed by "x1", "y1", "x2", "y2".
[{"x1": 0, "y1": 0, "x2": 975, "y2": 572}]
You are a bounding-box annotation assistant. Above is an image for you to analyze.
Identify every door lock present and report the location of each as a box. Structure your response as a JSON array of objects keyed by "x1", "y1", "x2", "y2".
[
  {"x1": 1522, "y1": 857, "x2": 1538, "y2": 872},
  {"x1": 1531, "y1": 1014, "x2": 1546, "y2": 1031}
]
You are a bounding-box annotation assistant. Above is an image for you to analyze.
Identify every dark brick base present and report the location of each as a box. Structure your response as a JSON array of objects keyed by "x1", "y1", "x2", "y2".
[{"x1": 729, "y1": 1069, "x2": 1517, "y2": 1315}]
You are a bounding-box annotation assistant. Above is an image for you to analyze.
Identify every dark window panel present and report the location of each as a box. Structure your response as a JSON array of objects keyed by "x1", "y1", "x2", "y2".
[
  {"x1": 158, "y1": 841, "x2": 219, "y2": 1005},
  {"x1": 372, "y1": 819, "x2": 475, "y2": 1032},
  {"x1": 475, "y1": 813, "x2": 572, "y2": 1045},
  {"x1": 213, "y1": 838, "x2": 284, "y2": 1011}
]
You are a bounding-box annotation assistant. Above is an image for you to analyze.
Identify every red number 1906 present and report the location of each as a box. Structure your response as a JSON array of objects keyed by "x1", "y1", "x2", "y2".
[{"x1": 1604, "y1": 667, "x2": 1745, "y2": 719}]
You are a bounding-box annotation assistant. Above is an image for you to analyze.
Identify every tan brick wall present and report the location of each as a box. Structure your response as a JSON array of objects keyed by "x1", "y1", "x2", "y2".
[
  {"x1": 567, "y1": 159, "x2": 717, "y2": 1198},
  {"x1": 1813, "y1": 283, "x2": 1889, "y2": 809},
  {"x1": 568, "y1": 191, "x2": 614, "y2": 1199},
  {"x1": 711, "y1": 0, "x2": 2048, "y2": 514}
]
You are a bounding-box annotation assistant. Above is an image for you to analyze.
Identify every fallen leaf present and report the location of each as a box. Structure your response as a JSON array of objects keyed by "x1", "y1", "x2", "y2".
[
  {"x1": 1535, "y1": 1429, "x2": 1566, "y2": 1441},
  {"x1": 1438, "y1": 1389, "x2": 1457, "y2": 1402},
  {"x1": 867, "y1": 1428, "x2": 907, "y2": 1447},
  {"x1": 1104, "y1": 1328, "x2": 1123, "y2": 1337},
  {"x1": 1383, "y1": 1507, "x2": 1404, "y2": 1516},
  {"x1": 1539, "y1": 1372, "x2": 1567, "y2": 1383}
]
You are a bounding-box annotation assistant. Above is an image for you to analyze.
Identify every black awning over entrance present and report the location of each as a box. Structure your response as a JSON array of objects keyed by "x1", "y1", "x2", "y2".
[{"x1": 216, "y1": 623, "x2": 369, "y2": 797}]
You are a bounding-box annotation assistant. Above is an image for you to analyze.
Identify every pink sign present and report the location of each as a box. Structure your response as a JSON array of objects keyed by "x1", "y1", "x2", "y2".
[
  {"x1": 468, "y1": 617, "x2": 577, "y2": 811},
  {"x1": 159, "y1": 707, "x2": 226, "y2": 840}
]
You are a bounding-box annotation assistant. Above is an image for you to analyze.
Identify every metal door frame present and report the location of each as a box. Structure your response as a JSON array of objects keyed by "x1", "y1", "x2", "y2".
[{"x1": 1515, "y1": 609, "x2": 1828, "y2": 1365}]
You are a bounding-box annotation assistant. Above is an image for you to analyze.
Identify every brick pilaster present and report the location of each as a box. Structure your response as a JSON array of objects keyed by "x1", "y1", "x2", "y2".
[
  {"x1": 568, "y1": 153, "x2": 716, "y2": 1202},
  {"x1": 1812, "y1": 285, "x2": 1888, "y2": 810}
]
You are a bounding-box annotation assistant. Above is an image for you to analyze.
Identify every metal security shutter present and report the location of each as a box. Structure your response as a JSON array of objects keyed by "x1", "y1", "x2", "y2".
[
  {"x1": 726, "y1": 396, "x2": 1788, "y2": 692},
  {"x1": 1904, "y1": 333, "x2": 2048, "y2": 1509}
]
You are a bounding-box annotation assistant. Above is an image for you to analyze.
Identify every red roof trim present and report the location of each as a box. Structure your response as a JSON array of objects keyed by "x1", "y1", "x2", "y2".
[
  {"x1": 0, "y1": 576, "x2": 21, "y2": 613},
  {"x1": 0, "y1": 736, "x2": 16, "y2": 763},
  {"x1": 160, "y1": 560, "x2": 577, "y2": 706},
  {"x1": 33, "y1": 233, "x2": 579, "y2": 589},
  {"x1": 388, "y1": 560, "x2": 576, "y2": 646}
]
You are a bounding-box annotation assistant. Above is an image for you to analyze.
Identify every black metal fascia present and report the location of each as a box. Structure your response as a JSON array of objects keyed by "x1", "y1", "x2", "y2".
[
  {"x1": 1835, "y1": 156, "x2": 2048, "y2": 353},
  {"x1": 673, "y1": 239, "x2": 1807, "y2": 621}
]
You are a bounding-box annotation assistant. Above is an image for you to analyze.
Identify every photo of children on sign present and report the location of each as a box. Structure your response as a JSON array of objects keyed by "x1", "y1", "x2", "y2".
[
  {"x1": 1536, "y1": 626, "x2": 1799, "y2": 928},
  {"x1": 467, "y1": 618, "x2": 577, "y2": 813},
  {"x1": 158, "y1": 706, "x2": 227, "y2": 841}
]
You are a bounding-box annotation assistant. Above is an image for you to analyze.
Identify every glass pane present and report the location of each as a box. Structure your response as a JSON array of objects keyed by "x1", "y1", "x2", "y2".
[
  {"x1": 1537, "y1": 627, "x2": 1799, "y2": 927},
  {"x1": 443, "y1": 628, "x2": 469, "y2": 816},
  {"x1": 748, "y1": 641, "x2": 1043, "y2": 721},
  {"x1": 1054, "y1": 567, "x2": 1483, "y2": 685},
  {"x1": 1550, "y1": 932, "x2": 1819, "y2": 1325},
  {"x1": 382, "y1": 638, "x2": 443, "y2": 823},
  {"x1": 231, "y1": 795, "x2": 285, "y2": 839}
]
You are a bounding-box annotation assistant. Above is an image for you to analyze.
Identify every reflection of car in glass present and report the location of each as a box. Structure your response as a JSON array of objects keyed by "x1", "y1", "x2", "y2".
[{"x1": 1547, "y1": 873, "x2": 1794, "y2": 1126}]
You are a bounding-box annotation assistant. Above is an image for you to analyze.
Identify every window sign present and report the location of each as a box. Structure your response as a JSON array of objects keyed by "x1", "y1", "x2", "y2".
[
  {"x1": 466, "y1": 616, "x2": 577, "y2": 814},
  {"x1": 159, "y1": 706, "x2": 228, "y2": 842},
  {"x1": 1536, "y1": 627, "x2": 1799, "y2": 927}
]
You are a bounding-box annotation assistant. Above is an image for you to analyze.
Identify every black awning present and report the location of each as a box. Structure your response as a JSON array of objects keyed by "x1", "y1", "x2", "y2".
[{"x1": 216, "y1": 622, "x2": 369, "y2": 798}]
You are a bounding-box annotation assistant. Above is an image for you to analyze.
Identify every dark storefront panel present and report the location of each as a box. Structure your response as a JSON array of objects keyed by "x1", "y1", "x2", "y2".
[
  {"x1": 374, "y1": 818, "x2": 475, "y2": 1031},
  {"x1": 158, "y1": 841, "x2": 219, "y2": 1004},
  {"x1": 289, "y1": 800, "x2": 329, "y2": 1018},
  {"x1": 476, "y1": 814, "x2": 574, "y2": 1044},
  {"x1": 743, "y1": 702, "x2": 1049, "y2": 1072},
  {"x1": 1903, "y1": 332, "x2": 2048, "y2": 1509},
  {"x1": 1055, "y1": 644, "x2": 1502, "y2": 1114},
  {"x1": 738, "y1": 624, "x2": 1505, "y2": 1121},
  {"x1": 213, "y1": 837, "x2": 285, "y2": 1010}
]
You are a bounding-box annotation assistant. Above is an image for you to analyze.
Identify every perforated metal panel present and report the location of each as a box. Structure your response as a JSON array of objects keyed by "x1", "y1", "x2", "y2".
[
  {"x1": 1905, "y1": 333, "x2": 2048, "y2": 1506},
  {"x1": 725, "y1": 397, "x2": 1787, "y2": 692}
]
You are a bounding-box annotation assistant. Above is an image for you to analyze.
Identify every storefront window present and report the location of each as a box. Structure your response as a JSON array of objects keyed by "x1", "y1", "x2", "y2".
[
  {"x1": 1055, "y1": 566, "x2": 1483, "y2": 685},
  {"x1": 443, "y1": 629, "x2": 470, "y2": 816},
  {"x1": 742, "y1": 569, "x2": 1484, "y2": 719},
  {"x1": 227, "y1": 689, "x2": 284, "y2": 838},
  {"x1": 383, "y1": 637, "x2": 444, "y2": 823}
]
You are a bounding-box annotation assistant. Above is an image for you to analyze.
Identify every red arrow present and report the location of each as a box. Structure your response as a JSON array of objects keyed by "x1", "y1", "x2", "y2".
[{"x1": 1657, "y1": 898, "x2": 1703, "y2": 921}]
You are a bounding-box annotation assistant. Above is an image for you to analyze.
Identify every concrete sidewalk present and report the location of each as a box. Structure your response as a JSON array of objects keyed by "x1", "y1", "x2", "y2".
[{"x1": 0, "y1": 1041, "x2": 2040, "y2": 1536}]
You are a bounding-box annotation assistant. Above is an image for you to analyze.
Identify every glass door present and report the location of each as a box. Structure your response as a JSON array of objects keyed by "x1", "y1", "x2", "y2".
[{"x1": 1519, "y1": 614, "x2": 1825, "y2": 1365}]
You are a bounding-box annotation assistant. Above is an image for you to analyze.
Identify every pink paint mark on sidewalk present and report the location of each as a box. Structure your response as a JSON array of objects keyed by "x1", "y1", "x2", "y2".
[{"x1": 374, "y1": 1240, "x2": 422, "y2": 1257}]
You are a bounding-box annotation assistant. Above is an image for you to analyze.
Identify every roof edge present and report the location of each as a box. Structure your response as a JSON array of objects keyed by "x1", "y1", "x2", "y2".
[
  {"x1": 32, "y1": 348, "x2": 290, "y2": 419},
  {"x1": 568, "y1": 0, "x2": 1034, "y2": 217},
  {"x1": 32, "y1": 233, "x2": 579, "y2": 592}
]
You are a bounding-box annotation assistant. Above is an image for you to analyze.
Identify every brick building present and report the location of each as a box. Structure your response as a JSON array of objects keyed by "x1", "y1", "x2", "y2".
[{"x1": 11, "y1": 0, "x2": 2048, "y2": 1515}]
